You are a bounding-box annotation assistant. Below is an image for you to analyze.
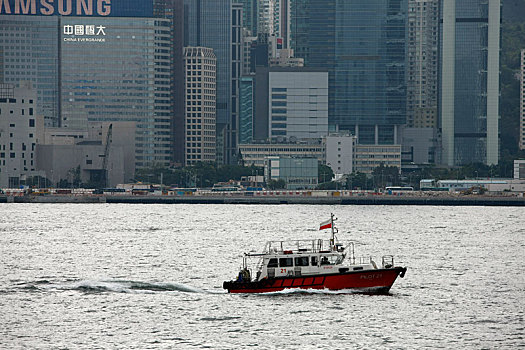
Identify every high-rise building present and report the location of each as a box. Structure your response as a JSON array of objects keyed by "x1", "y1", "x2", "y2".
[
  {"x1": 291, "y1": 0, "x2": 407, "y2": 145},
  {"x1": 251, "y1": 67, "x2": 328, "y2": 142},
  {"x1": 239, "y1": 76, "x2": 255, "y2": 144},
  {"x1": 440, "y1": 0, "x2": 500, "y2": 165},
  {"x1": 60, "y1": 17, "x2": 173, "y2": 167},
  {"x1": 268, "y1": 69, "x2": 328, "y2": 140},
  {"x1": 258, "y1": 0, "x2": 274, "y2": 36},
  {"x1": 406, "y1": 0, "x2": 439, "y2": 129},
  {"x1": 242, "y1": 32, "x2": 258, "y2": 75},
  {"x1": 184, "y1": 0, "x2": 241, "y2": 164},
  {"x1": 519, "y1": 49, "x2": 525, "y2": 150},
  {"x1": 0, "y1": 16, "x2": 60, "y2": 127},
  {"x1": 232, "y1": 3, "x2": 244, "y2": 163},
  {"x1": 0, "y1": 1, "x2": 177, "y2": 170},
  {"x1": 237, "y1": 0, "x2": 258, "y2": 36},
  {"x1": 273, "y1": 0, "x2": 291, "y2": 49},
  {"x1": 183, "y1": 47, "x2": 216, "y2": 165},
  {"x1": 154, "y1": 0, "x2": 186, "y2": 167}
]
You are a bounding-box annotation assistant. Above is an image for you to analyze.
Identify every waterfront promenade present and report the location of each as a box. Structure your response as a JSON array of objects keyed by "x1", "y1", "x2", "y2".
[{"x1": 1, "y1": 190, "x2": 524, "y2": 206}]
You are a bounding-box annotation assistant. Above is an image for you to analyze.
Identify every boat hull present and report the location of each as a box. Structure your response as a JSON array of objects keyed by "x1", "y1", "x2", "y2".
[{"x1": 223, "y1": 267, "x2": 407, "y2": 294}]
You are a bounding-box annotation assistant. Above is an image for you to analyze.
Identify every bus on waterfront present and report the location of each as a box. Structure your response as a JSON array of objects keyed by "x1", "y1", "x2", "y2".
[{"x1": 385, "y1": 186, "x2": 414, "y2": 194}]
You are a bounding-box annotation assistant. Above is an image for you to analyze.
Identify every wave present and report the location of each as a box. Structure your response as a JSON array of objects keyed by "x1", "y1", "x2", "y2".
[{"x1": 20, "y1": 279, "x2": 224, "y2": 295}]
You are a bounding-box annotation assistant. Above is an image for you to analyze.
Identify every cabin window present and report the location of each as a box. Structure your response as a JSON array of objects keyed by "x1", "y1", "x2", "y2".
[
  {"x1": 311, "y1": 256, "x2": 318, "y2": 266},
  {"x1": 279, "y1": 258, "x2": 293, "y2": 267},
  {"x1": 267, "y1": 258, "x2": 278, "y2": 268},
  {"x1": 294, "y1": 257, "x2": 309, "y2": 267}
]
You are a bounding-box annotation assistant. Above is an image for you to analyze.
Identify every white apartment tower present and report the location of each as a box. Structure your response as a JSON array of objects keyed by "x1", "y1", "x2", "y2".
[
  {"x1": 519, "y1": 49, "x2": 525, "y2": 150},
  {"x1": 183, "y1": 47, "x2": 217, "y2": 166}
]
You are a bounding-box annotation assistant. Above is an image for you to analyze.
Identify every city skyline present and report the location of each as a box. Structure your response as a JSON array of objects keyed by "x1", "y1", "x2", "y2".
[{"x1": 1, "y1": 0, "x2": 524, "y2": 189}]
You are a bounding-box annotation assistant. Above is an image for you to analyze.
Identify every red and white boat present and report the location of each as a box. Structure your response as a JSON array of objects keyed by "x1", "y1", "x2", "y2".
[{"x1": 223, "y1": 214, "x2": 407, "y2": 294}]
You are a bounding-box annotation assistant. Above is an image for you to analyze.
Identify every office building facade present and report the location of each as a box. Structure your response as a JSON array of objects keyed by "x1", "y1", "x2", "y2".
[
  {"x1": 239, "y1": 141, "x2": 324, "y2": 167},
  {"x1": 406, "y1": 0, "x2": 439, "y2": 129},
  {"x1": 0, "y1": 82, "x2": 43, "y2": 188},
  {"x1": 154, "y1": 0, "x2": 186, "y2": 167},
  {"x1": 258, "y1": 0, "x2": 274, "y2": 35},
  {"x1": 291, "y1": 0, "x2": 407, "y2": 145},
  {"x1": 183, "y1": 47, "x2": 216, "y2": 165},
  {"x1": 0, "y1": 1, "x2": 177, "y2": 169},
  {"x1": 0, "y1": 16, "x2": 60, "y2": 127},
  {"x1": 440, "y1": 0, "x2": 500, "y2": 165},
  {"x1": 237, "y1": 0, "x2": 258, "y2": 36},
  {"x1": 184, "y1": 0, "x2": 241, "y2": 164},
  {"x1": 353, "y1": 145, "x2": 402, "y2": 174},
  {"x1": 60, "y1": 17, "x2": 172, "y2": 167},
  {"x1": 268, "y1": 70, "x2": 328, "y2": 140},
  {"x1": 519, "y1": 49, "x2": 525, "y2": 150},
  {"x1": 264, "y1": 155, "x2": 318, "y2": 190},
  {"x1": 324, "y1": 133, "x2": 356, "y2": 176},
  {"x1": 239, "y1": 76, "x2": 255, "y2": 144}
]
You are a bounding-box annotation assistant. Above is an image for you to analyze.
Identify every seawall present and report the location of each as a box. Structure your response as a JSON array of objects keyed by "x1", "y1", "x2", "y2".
[{"x1": 1, "y1": 194, "x2": 524, "y2": 206}]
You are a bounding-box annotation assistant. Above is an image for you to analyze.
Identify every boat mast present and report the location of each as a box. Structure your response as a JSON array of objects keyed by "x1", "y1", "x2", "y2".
[{"x1": 330, "y1": 213, "x2": 335, "y2": 250}]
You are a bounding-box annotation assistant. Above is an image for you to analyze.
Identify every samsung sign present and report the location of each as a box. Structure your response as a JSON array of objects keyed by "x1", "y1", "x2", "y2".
[{"x1": 0, "y1": 0, "x2": 153, "y2": 17}]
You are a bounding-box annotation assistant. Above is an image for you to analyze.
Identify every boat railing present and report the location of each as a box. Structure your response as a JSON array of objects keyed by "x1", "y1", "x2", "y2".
[
  {"x1": 355, "y1": 256, "x2": 375, "y2": 266},
  {"x1": 261, "y1": 239, "x2": 347, "y2": 255},
  {"x1": 382, "y1": 255, "x2": 394, "y2": 268}
]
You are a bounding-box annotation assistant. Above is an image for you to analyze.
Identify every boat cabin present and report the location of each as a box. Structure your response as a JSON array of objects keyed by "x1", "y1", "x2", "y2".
[{"x1": 246, "y1": 239, "x2": 377, "y2": 281}]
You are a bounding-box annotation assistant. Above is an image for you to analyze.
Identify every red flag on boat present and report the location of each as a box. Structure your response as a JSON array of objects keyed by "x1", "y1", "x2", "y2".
[{"x1": 319, "y1": 219, "x2": 332, "y2": 230}]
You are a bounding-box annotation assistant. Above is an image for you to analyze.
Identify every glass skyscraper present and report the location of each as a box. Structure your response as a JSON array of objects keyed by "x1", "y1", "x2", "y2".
[
  {"x1": 0, "y1": 0, "x2": 175, "y2": 168},
  {"x1": 0, "y1": 16, "x2": 60, "y2": 127},
  {"x1": 291, "y1": 0, "x2": 407, "y2": 145},
  {"x1": 60, "y1": 17, "x2": 172, "y2": 167},
  {"x1": 440, "y1": 0, "x2": 500, "y2": 165}
]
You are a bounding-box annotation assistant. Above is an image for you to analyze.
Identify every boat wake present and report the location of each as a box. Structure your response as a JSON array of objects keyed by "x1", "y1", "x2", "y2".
[{"x1": 18, "y1": 279, "x2": 224, "y2": 295}]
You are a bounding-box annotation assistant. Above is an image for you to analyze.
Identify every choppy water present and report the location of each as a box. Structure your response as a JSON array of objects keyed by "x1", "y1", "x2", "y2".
[{"x1": 0, "y1": 204, "x2": 524, "y2": 349}]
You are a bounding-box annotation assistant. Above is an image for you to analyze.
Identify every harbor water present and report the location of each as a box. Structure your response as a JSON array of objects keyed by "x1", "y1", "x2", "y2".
[{"x1": 0, "y1": 204, "x2": 524, "y2": 349}]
